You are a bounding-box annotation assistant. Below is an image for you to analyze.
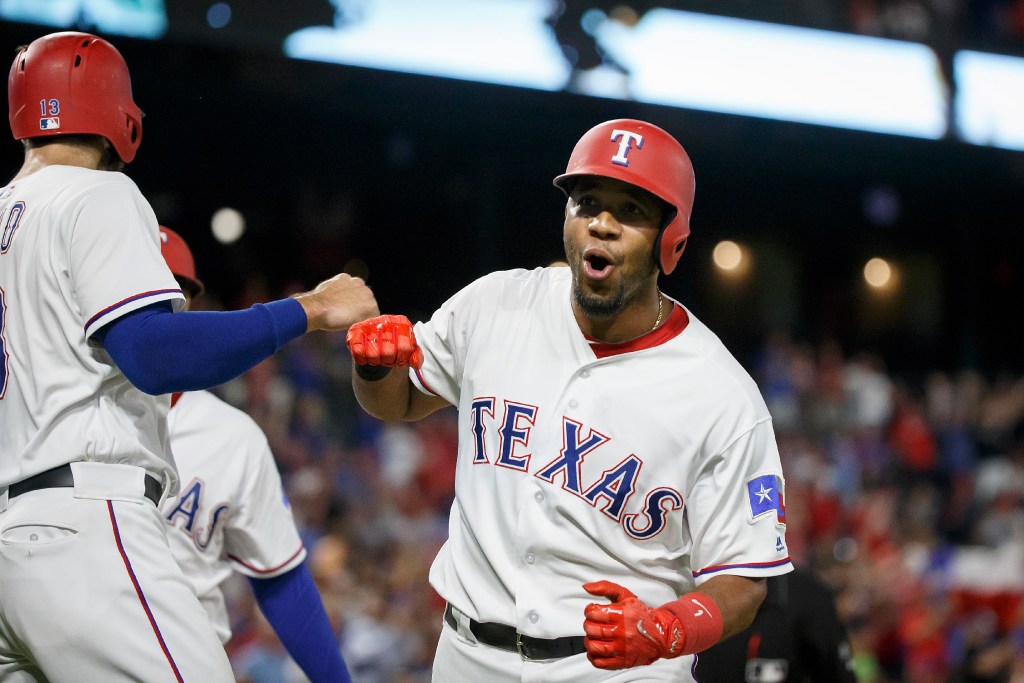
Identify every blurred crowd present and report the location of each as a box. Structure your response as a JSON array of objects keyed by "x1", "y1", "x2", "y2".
[
  {"x1": 552, "y1": 0, "x2": 1024, "y2": 103},
  {"x1": 809, "y1": 0, "x2": 1023, "y2": 51},
  {"x1": 757, "y1": 334, "x2": 1024, "y2": 683},
  {"x1": 688, "y1": 0, "x2": 1024, "y2": 52},
  {"x1": 199, "y1": 287, "x2": 1024, "y2": 683}
]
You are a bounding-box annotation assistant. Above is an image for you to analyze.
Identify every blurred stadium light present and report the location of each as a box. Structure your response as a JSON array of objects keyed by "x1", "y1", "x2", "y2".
[
  {"x1": 0, "y1": 0, "x2": 167, "y2": 38},
  {"x1": 864, "y1": 257, "x2": 894, "y2": 290},
  {"x1": 7, "y1": 0, "x2": 1024, "y2": 151},
  {"x1": 955, "y1": 50, "x2": 1024, "y2": 152},
  {"x1": 713, "y1": 239, "x2": 746, "y2": 274},
  {"x1": 284, "y1": 0, "x2": 571, "y2": 90},
  {"x1": 592, "y1": 9, "x2": 948, "y2": 138}
]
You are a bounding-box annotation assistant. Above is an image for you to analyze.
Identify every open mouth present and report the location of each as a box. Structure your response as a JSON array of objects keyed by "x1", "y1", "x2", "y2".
[{"x1": 583, "y1": 252, "x2": 614, "y2": 280}]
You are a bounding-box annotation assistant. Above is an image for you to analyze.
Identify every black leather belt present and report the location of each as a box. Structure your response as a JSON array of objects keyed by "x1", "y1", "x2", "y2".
[
  {"x1": 444, "y1": 603, "x2": 587, "y2": 661},
  {"x1": 8, "y1": 463, "x2": 162, "y2": 505}
]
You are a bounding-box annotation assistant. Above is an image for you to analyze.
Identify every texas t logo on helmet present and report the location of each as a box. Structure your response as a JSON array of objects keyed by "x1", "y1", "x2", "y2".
[{"x1": 610, "y1": 129, "x2": 644, "y2": 167}]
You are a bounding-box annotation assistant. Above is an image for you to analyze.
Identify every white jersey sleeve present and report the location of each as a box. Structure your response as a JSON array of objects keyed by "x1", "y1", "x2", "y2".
[
  {"x1": 411, "y1": 272, "x2": 554, "y2": 403},
  {"x1": 68, "y1": 175, "x2": 183, "y2": 338},
  {"x1": 686, "y1": 418, "x2": 790, "y2": 583},
  {"x1": 222, "y1": 428, "x2": 306, "y2": 579},
  {"x1": 409, "y1": 274, "x2": 489, "y2": 405}
]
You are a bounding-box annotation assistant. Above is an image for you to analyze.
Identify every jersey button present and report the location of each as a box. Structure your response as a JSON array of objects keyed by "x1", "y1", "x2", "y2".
[
  {"x1": 525, "y1": 553, "x2": 536, "y2": 564},
  {"x1": 534, "y1": 491, "x2": 544, "y2": 503},
  {"x1": 528, "y1": 611, "x2": 539, "y2": 624},
  {"x1": 580, "y1": 369, "x2": 590, "y2": 378},
  {"x1": 568, "y1": 399, "x2": 579, "y2": 410}
]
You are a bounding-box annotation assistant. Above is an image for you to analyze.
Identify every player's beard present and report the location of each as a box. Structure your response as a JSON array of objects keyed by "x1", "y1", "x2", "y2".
[
  {"x1": 563, "y1": 228, "x2": 660, "y2": 321},
  {"x1": 572, "y1": 278, "x2": 627, "y2": 319},
  {"x1": 567, "y1": 254, "x2": 657, "y2": 321}
]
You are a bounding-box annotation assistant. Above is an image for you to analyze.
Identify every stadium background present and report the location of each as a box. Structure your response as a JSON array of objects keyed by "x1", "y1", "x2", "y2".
[{"x1": 2, "y1": 2, "x2": 1023, "y2": 681}]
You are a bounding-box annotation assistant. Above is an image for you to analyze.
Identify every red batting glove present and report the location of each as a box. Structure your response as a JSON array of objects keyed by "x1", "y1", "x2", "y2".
[
  {"x1": 582, "y1": 581, "x2": 687, "y2": 670},
  {"x1": 346, "y1": 314, "x2": 423, "y2": 369}
]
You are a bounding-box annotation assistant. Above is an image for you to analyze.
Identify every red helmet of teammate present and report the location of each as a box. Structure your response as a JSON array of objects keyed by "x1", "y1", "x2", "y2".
[
  {"x1": 554, "y1": 119, "x2": 695, "y2": 275},
  {"x1": 159, "y1": 227, "x2": 204, "y2": 297},
  {"x1": 8, "y1": 31, "x2": 143, "y2": 163}
]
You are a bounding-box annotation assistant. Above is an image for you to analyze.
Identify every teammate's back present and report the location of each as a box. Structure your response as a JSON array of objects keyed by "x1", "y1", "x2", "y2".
[{"x1": 0, "y1": 165, "x2": 179, "y2": 488}]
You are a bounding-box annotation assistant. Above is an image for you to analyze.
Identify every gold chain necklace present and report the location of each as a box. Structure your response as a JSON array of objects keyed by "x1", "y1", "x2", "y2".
[{"x1": 651, "y1": 292, "x2": 664, "y2": 332}]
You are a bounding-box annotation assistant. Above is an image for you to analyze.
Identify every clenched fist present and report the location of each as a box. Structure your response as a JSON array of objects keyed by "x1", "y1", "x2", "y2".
[
  {"x1": 346, "y1": 314, "x2": 423, "y2": 369},
  {"x1": 292, "y1": 273, "x2": 379, "y2": 333},
  {"x1": 582, "y1": 581, "x2": 688, "y2": 670}
]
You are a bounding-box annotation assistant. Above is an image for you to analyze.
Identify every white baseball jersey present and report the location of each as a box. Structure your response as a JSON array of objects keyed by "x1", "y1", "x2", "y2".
[
  {"x1": 163, "y1": 390, "x2": 306, "y2": 643},
  {"x1": 0, "y1": 166, "x2": 184, "y2": 490},
  {"x1": 412, "y1": 267, "x2": 792, "y2": 642},
  {"x1": 0, "y1": 166, "x2": 233, "y2": 682}
]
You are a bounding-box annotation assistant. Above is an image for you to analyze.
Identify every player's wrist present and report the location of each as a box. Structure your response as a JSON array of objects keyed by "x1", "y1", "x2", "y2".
[
  {"x1": 660, "y1": 592, "x2": 723, "y2": 656},
  {"x1": 354, "y1": 364, "x2": 392, "y2": 381},
  {"x1": 290, "y1": 293, "x2": 319, "y2": 333}
]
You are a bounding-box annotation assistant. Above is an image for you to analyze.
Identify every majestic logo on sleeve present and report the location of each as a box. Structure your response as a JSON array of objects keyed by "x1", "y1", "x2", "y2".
[
  {"x1": 469, "y1": 396, "x2": 684, "y2": 540},
  {"x1": 746, "y1": 473, "x2": 786, "y2": 526}
]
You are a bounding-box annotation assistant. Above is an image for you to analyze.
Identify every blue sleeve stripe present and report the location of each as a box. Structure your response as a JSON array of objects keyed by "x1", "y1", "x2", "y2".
[
  {"x1": 693, "y1": 557, "x2": 793, "y2": 578},
  {"x1": 85, "y1": 288, "x2": 182, "y2": 331}
]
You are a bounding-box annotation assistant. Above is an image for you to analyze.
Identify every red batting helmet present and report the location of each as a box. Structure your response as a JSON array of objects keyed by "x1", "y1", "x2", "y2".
[
  {"x1": 8, "y1": 32, "x2": 143, "y2": 163},
  {"x1": 553, "y1": 119, "x2": 695, "y2": 275},
  {"x1": 159, "y1": 226, "x2": 204, "y2": 297}
]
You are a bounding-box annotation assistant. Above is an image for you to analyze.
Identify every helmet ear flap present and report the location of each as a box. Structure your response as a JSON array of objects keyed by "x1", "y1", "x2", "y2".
[
  {"x1": 657, "y1": 216, "x2": 690, "y2": 275},
  {"x1": 673, "y1": 237, "x2": 688, "y2": 262},
  {"x1": 127, "y1": 115, "x2": 140, "y2": 145}
]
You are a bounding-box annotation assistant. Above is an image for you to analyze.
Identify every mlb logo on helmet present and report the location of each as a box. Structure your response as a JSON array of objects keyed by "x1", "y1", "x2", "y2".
[
  {"x1": 39, "y1": 117, "x2": 60, "y2": 130},
  {"x1": 746, "y1": 473, "x2": 786, "y2": 525}
]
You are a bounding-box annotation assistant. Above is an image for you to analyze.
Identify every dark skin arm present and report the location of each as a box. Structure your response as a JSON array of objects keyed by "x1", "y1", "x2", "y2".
[
  {"x1": 695, "y1": 574, "x2": 767, "y2": 639},
  {"x1": 351, "y1": 365, "x2": 450, "y2": 422}
]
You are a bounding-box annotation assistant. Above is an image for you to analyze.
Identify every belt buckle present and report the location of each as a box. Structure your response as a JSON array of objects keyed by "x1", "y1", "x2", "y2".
[{"x1": 516, "y1": 633, "x2": 527, "y2": 661}]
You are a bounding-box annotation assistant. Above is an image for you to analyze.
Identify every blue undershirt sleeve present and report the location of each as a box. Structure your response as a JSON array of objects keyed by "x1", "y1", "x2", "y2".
[
  {"x1": 95, "y1": 299, "x2": 308, "y2": 395},
  {"x1": 248, "y1": 564, "x2": 353, "y2": 683}
]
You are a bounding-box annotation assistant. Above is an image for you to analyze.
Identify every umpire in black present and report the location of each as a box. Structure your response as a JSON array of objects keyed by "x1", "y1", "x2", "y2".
[{"x1": 695, "y1": 568, "x2": 857, "y2": 682}]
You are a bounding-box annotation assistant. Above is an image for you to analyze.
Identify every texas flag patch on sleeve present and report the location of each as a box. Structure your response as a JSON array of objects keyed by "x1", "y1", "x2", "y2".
[{"x1": 746, "y1": 473, "x2": 786, "y2": 526}]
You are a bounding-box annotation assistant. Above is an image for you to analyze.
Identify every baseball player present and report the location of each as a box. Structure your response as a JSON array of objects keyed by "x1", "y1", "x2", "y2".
[
  {"x1": 158, "y1": 227, "x2": 352, "y2": 682},
  {"x1": 0, "y1": 32, "x2": 376, "y2": 681},
  {"x1": 346, "y1": 119, "x2": 793, "y2": 681}
]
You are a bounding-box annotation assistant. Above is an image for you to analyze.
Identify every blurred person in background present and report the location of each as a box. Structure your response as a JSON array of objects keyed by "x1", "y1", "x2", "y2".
[
  {"x1": 159, "y1": 226, "x2": 352, "y2": 683},
  {"x1": 695, "y1": 567, "x2": 857, "y2": 683}
]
